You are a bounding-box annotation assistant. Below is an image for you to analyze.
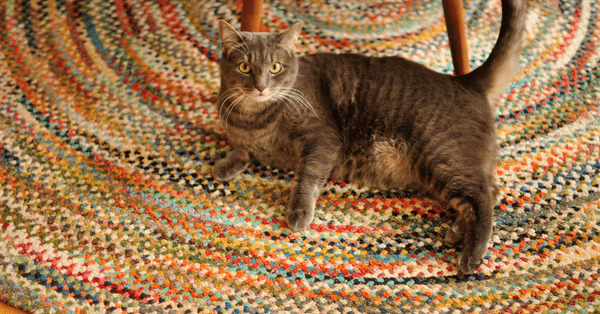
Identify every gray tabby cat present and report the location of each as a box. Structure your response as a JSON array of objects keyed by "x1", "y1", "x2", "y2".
[{"x1": 213, "y1": 0, "x2": 526, "y2": 273}]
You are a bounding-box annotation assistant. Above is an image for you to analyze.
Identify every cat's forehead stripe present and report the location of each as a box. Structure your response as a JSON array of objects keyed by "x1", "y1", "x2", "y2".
[
  {"x1": 249, "y1": 51, "x2": 274, "y2": 64},
  {"x1": 238, "y1": 33, "x2": 278, "y2": 62}
]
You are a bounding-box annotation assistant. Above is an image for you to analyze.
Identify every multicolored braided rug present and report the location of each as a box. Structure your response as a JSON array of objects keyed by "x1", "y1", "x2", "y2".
[{"x1": 1, "y1": 0, "x2": 600, "y2": 313}]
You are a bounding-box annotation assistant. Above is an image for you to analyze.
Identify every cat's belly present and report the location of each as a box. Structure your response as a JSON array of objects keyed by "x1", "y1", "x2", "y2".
[
  {"x1": 331, "y1": 139, "x2": 416, "y2": 190},
  {"x1": 249, "y1": 136, "x2": 417, "y2": 191}
]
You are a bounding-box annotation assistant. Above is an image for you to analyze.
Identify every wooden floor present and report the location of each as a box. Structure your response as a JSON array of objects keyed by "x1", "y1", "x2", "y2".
[{"x1": 0, "y1": 302, "x2": 28, "y2": 314}]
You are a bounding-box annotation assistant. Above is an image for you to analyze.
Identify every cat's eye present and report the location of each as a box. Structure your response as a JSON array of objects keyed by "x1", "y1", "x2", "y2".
[
  {"x1": 238, "y1": 62, "x2": 251, "y2": 74},
  {"x1": 269, "y1": 62, "x2": 283, "y2": 74}
]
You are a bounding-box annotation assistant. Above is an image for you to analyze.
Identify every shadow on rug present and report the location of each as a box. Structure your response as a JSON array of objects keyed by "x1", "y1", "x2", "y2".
[{"x1": 1, "y1": 0, "x2": 599, "y2": 313}]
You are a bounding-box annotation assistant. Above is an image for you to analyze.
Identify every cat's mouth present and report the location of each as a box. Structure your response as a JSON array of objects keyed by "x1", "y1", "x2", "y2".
[{"x1": 246, "y1": 90, "x2": 275, "y2": 103}]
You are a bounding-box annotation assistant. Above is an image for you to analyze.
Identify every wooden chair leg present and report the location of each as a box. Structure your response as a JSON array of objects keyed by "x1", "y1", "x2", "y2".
[
  {"x1": 241, "y1": 0, "x2": 263, "y2": 32},
  {"x1": 240, "y1": 0, "x2": 469, "y2": 75},
  {"x1": 441, "y1": 0, "x2": 470, "y2": 75}
]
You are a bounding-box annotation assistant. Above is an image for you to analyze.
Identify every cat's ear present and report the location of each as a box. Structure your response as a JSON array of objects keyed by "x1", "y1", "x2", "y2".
[
  {"x1": 277, "y1": 22, "x2": 303, "y2": 51},
  {"x1": 218, "y1": 20, "x2": 243, "y2": 56}
]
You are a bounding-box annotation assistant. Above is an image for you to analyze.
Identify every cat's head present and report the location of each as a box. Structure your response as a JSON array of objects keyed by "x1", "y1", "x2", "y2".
[{"x1": 218, "y1": 20, "x2": 302, "y2": 109}]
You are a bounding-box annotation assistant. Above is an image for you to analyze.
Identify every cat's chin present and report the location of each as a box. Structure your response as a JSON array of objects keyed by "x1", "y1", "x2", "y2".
[
  {"x1": 245, "y1": 93, "x2": 277, "y2": 108},
  {"x1": 251, "y1": 95, "x2": 273, "y2": 102},
  {"x1": 246, "y1": 88, "x2": 276, "y2": 102},
  {"x1": 236, "y1": 94, "x2": 275, "y2": 113}
]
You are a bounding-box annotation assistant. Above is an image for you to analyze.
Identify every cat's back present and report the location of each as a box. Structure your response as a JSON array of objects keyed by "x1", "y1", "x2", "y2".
[
  {"x1": 297, "y1": 53, "x2": 460, "y2": 111},
  {"x1": 295, "y1": 53, "x2": 483, "y2": 138},
  {"x1": 298, "y1": 53, "x2": 445, "y2": 84}
]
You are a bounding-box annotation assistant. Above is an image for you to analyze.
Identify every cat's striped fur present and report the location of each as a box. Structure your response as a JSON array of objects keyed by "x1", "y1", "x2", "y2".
[{"x1": 213, "y1": 0, "x2": 526, "y2": 274}]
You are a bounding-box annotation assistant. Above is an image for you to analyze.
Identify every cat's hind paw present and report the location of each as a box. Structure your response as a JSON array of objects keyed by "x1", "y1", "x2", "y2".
[
  {"x1": 443, "y1": 218, "x2": 484, "y2": 273},
  {"x1": 457, "y1": 250, "x2": 485, "y2": 274},
  {"x1": 443, "y1": 198, "x2": 492, "y2": 274},
  {"x1": 443, "y1": 225, "x2": 464, "y2": 248}
]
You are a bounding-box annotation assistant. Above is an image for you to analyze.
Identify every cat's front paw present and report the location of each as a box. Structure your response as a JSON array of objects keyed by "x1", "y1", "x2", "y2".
[
  {"x1": 212, "y1": 150, "x2": 250, "y2": 181},
  {"x1": 287, "y1": 186, "x2": 320, "y2": 230},
  {"x1": 212, "y1": 159, "x2": 238, "y2": 181},
  {"x1": 286, "y1": 206, "x2": 313, "y2": 230}
]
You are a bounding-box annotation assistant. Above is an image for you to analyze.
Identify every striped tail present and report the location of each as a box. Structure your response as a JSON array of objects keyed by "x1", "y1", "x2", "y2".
[{"x1": 462, "y1": 0, "x2": 527, "y2": 103}]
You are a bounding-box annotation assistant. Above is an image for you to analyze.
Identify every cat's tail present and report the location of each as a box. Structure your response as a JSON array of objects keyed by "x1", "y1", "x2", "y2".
[{"x1": 462, "y1": 0, "x2": 527, "y2": 103}]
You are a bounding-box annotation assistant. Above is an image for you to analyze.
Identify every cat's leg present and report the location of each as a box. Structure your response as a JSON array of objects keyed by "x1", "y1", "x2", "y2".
[
  {"x1": 443, "y1": 200, "x2": 467, "y2": 247},
  {"x1": 213, "y1": 148, "x2": 251, "y2": 181},
  {"x1": 441, "y1": 178, "x2": 495, "y2": 274},
  {"x1": 444, "y1": 181, "x2": 498, "y2": 246},
  {"x1": 287, "y1": 176, "x2": 321, "y2": 230},
  {"x1": 287, "y1": 133, "x2": 341, "y2": 230}
]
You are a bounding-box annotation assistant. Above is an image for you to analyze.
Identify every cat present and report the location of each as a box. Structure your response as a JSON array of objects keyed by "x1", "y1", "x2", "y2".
[{"x1": 213, "y1": 0, "x2": 526, "y2": 274}]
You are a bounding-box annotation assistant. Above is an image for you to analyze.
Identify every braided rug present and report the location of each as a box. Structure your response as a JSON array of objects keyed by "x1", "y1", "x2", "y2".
[{"x1": 1, "y1": 0, "x2": 600, "y2": 313}]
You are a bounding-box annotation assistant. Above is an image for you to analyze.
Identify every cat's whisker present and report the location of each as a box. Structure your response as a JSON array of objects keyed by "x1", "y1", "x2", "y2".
[
  {"x1": 276, "y1": 90, "x2": 303, "y2": 114},
  {"x1": 217, "y1": 90, "x2": 239, "y2": 119},
  {"x1": 289, "y1": 94, "x2": 310, "y2": 114},
  {"x1": 238, "y1": 37, "x2": 250, "y2": 54},
  {"x1": 280, "y1": 90, "x2": 309, "y2": 115},
  {"x1": 282, "y1": 88, "x2": 319, "y2": 119},
  {"x1": 228, "y1": 29, "x2": 250, "y2": 54},
  {"x1": 224, "y1": 95, "x2": 246, "y2": 129},
  {"x1": 231, "y1": 46, "x2": 248, "y2": 57},
  {"x1": 275, "y1": 92, "x2": 301, "y2": 114},
  {"x1": 221, "y1": 98, "x2": 236, "y2": 131},
  {"x1": 217, "y1": 90, "x2": 238, "y2": 109},
  {"x1": 217, "y1": 88, "x2": 239, "y2": 103},
  {"x1": 220, "y1": 93, "x2": 246, "y2": 131},
  {"x1": 238, "y1": 95, "x2": 250, "y2": 116},
  {"x1": 231, "y1": 27, "x2": 250, "y2": 53}
]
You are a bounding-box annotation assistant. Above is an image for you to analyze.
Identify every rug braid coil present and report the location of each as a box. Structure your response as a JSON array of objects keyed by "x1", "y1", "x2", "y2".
[{"x1": 1, "y1": 0, "x2": 600, "y2": 313}]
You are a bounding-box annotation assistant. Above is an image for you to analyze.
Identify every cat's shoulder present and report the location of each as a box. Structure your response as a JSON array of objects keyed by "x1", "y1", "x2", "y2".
[
  {"x1": 300, "y1": 52, "x2": 369, "y2": 63},
  {"x1": 298, "y1": 53, "x2": 374, "y2": 74},
  {"x1": 299, "y1": 52, "x2": 424, "y2": 69},
  {"x1": 298, "y1": 52, "x2": 437, "y2": 78}
]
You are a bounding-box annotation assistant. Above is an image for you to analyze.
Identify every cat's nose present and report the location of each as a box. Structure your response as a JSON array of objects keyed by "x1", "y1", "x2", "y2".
[{"x1": 256, "y1": 86, "x2": 266, "y2": 93}]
